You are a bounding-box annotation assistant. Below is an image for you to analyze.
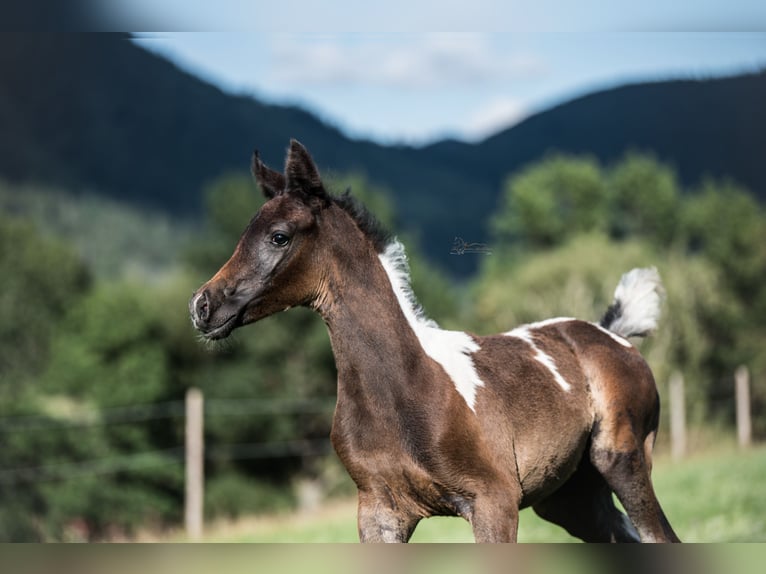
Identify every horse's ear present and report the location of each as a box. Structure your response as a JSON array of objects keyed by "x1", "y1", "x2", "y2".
[
  {"x1": 252, "y1": 150, "x2": 286, "y2": 199},
  {"x1": 284, "y1": 139, "x2": 328, "y2": 205}
]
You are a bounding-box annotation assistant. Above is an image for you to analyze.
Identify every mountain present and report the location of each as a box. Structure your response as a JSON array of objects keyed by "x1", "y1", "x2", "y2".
[
  {"x1": 423, "y1": 72, "x2": 766, "y2": 201},
  {"x1": 1, "y1": 34, "x2": 764, "y2": 276}
]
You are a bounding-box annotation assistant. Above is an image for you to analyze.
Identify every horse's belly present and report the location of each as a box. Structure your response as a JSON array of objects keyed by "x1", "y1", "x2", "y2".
[
  {"x1": 515, "y1": 427, "x2": 590, "y2": 507},
  {"x1": 507, "y1": 386, "x2": 593, "y2": 507}
]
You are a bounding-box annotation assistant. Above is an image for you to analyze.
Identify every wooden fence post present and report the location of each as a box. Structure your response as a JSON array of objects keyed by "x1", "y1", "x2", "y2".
[
  {"x1": 735, "y1": 366, "x2": 752, "y2": 449},
  {"x1": 185, "y1": 387, "x2": 204, "y2": 541},
  {"x1": 669, "y1": 372, "x2": 686, "y2": 461}
]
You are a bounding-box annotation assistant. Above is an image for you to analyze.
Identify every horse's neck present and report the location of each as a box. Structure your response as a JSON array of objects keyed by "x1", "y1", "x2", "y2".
[{"x1": 318, "y1": 249, "x2": 431, "y2": 405}]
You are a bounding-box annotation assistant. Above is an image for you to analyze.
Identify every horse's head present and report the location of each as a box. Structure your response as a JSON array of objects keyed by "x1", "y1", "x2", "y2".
[{"x1": 189, "y1": 140, "x2": 332, "y2": 340}]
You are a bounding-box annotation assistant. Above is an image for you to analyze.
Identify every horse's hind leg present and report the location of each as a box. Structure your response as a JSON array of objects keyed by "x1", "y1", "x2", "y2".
[
  {"x1": 533, "y1": 459, "x2": 639, "y2": 542},
  {"x1": 590, "y1": 422, "x2": 680, "y2": 542}
]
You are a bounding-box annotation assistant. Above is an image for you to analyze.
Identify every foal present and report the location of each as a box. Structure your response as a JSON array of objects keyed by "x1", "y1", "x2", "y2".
[{"x1": 190, "y1": 140, "x2": 680, "y2": 543}]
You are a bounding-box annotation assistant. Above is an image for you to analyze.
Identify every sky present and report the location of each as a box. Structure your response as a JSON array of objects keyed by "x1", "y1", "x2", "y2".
[{"x1": 126, "y1": 2, "x2": 766, "y2": 145}]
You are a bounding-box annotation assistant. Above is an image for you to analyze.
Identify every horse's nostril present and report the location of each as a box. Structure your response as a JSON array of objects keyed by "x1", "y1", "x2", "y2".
[{"x1": 194, "y1": 290, "x2": 211, "y2": 322}]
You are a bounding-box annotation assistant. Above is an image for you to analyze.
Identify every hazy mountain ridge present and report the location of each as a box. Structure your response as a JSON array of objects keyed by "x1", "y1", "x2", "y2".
[{"x1": 1, "y1": 34, "x2": 763, "y2": 274}]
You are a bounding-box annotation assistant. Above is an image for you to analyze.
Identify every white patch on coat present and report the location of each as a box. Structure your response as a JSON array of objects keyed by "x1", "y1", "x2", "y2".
[
  {"x1": 504, "y1": 325, "x2": 572, "y2": 392},
  {"x1": 511, "y1": 315, "x2": 632, "y2": 348},
  {"x1": 591, "y1": 322, "x2": 633, "y2": 348},
  {"x1": 521, "y1": 317, "x2": 576, "y2": 329},
  {"x1": 379, "y1": 240, "x2": 485, "y2": 412}
]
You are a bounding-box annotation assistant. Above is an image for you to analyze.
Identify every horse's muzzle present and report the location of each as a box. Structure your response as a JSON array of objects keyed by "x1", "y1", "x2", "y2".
[{"x1": 189, "y1": 290, "x2": 211, "y2": 329}]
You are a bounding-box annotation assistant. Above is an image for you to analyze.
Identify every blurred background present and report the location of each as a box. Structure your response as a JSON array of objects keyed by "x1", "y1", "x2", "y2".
[{"x1": 0, "y1": 1, "x2": 765, "y2": 542}]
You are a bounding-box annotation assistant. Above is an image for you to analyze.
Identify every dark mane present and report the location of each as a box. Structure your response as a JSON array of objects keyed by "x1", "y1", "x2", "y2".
[{"x1": 332, "y1": 189, "x2": 392, "y2": 254}]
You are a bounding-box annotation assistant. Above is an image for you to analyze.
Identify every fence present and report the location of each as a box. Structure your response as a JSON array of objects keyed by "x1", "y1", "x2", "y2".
[
  {"x1": 667, "y1": 365, "x2": 755, "y2": 460},
  {"x1": 0, "y1": 391, "x2": 336, "y2": 540}
]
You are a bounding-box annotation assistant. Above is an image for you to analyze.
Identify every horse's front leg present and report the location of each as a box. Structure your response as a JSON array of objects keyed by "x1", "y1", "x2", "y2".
[
  {"x1": 470, "y1": 488, "x2": 522, "y2": 542},
  {"x1": 357, "y1": 489, "x2": 420, "y2": 543}
]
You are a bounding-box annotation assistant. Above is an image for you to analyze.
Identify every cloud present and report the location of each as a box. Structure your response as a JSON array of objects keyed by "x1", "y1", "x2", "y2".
[
  {"x1": 460, "y1": 97, "x2": 529, "y2": 141},
  {"x1": 271, "y1": 35, "x2": 547, "y2": 90}
]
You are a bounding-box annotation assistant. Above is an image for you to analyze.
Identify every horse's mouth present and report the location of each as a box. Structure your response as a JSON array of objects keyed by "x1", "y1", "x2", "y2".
[
  {"x1": 200, "y1": 314, "x2": 239, "y2": 340},
  {"x1": 193, "y1": 295, "x2": 266, "y2": 340}
]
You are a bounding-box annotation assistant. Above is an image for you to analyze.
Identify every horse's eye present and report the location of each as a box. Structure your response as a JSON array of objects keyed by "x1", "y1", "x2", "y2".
[{"x1": 271, "y1": 232, "x2": 290, "y2": 247}]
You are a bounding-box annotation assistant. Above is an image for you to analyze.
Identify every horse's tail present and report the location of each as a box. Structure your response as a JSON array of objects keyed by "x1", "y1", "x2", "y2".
[{"x1": 600, "y1": 267, "x2": 664, "y2": 339}]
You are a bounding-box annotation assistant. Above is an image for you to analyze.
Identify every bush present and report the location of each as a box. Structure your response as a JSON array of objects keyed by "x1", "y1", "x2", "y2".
[{"x1": 205, "y1": 474, "x2": 296, "y2": 520}]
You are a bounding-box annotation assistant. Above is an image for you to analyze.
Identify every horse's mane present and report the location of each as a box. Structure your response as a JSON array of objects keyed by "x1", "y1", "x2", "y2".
[
  {"x1": 331, "y1": 189, "x2": 392, "y2": 254},
  {"x1": 331, "y1": 189, "x2": 436, "y2": 330}
]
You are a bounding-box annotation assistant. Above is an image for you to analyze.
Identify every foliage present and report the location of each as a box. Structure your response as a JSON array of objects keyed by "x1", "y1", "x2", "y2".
[
  {"x1": 0, "y1": 181, "x2": 194, "y2": 279},
  {"x1": 0, "y1": 214, "x2": 90, "y2": 391},
  {"x1": 492, "y1": 155, "x2": 608, "y2": 248},
  {"x1": 608, "y1": 152, "x2": 682, "y2": 245},
  {"x1": 45, "y1": 282, "x2": 170, "y2": 404},
  {"x1": 681, "y1": 179, "x2": 766, "y2": 305},
  {"x1": 472, "y1": 234, "x2": 652, "y2": 331},
  {"x1": 205, "y1": 474, "x2": 296, "y2": 520},
  {"x1": 492, "y1": 152, "x2": 683, "y2": 250}
]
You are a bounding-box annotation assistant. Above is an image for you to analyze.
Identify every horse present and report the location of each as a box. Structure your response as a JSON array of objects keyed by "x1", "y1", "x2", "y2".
[{"x1": 189, "y1": 140, "x2": 680, "y2": 543}]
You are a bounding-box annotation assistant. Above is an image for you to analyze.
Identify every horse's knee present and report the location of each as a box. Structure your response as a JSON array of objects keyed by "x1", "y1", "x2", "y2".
[
  {"x1": 356, "y1": 490, "x2": 419, "y2": 543},
  {"x1": 591, "y1": 444, "x2": 645, "y2": 482}
]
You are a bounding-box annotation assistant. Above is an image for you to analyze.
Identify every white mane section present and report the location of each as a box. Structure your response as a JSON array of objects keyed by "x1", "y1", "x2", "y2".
[
  {"x1": 607, "y1": 267, "x2": 664, "y2": 338},
  {"x1": 378, "y1": 240, "x2": 485, "y2": 412},
  {"x1": 505, "y1": 324, "x2": 572, "y2": 392}
]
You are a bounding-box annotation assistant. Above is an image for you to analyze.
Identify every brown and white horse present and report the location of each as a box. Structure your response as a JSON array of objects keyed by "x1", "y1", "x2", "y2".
[{"x1": 190, "y1": 140, "x2": 680, "y2": 543}]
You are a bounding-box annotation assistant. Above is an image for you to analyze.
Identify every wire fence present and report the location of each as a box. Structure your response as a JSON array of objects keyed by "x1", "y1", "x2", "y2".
[{"x1": 0, "y1": 396, "x2": 336, "y2": 486}]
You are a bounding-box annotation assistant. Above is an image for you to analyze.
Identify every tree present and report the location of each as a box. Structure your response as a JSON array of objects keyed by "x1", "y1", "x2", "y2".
[
  {"x1": 44, "y1": 281, "x2": 172, "y2": 406},
  {"x1": 40, "y1": 280, "x2": 186, "y2": 538},
  {"x1": 608, "y1": 152, "x2": 682, "y2": 245},
  {"x1": 0, "y1": 214, "x2": 89, "y2": 392},
  {"x1": 0, "y1": 201, "x2": 208, "y2": 540},
  {"x1": 491, "y1": 155, "x2": 608, "y2": 249},
  {"x1": 471, "y1": 234, "x2": 654, "y2": 333},
  {"x1": 680, "y1": 180, "x2": 766, "y2": 432},
  {"x1": 681, "y1": 179, "x2": 766, "y2": 305}
]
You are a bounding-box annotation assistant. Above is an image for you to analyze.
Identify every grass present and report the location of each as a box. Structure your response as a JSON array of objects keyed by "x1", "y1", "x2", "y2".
[{"x1": 165, "y1": 445, "x2": 766, "y2": 543}]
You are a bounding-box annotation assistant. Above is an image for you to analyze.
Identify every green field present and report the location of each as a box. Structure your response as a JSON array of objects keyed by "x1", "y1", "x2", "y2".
[{"x1": 191, "y1": 445, "x2": 766, "y2": 543}]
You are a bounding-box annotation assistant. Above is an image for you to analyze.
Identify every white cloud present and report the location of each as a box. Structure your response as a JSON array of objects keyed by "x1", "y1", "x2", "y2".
[
  {"x1": 460, "y1": 97, "x2": 529, "y2": 141},
  {"x1": 271, "y1": 35, "x2": 547, "y2": 90}
]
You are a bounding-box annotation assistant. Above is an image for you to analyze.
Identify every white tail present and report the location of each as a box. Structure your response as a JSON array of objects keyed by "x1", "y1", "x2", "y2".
[{"x1": 600, "y1": 267, "x2": 664, "y2": 338}]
